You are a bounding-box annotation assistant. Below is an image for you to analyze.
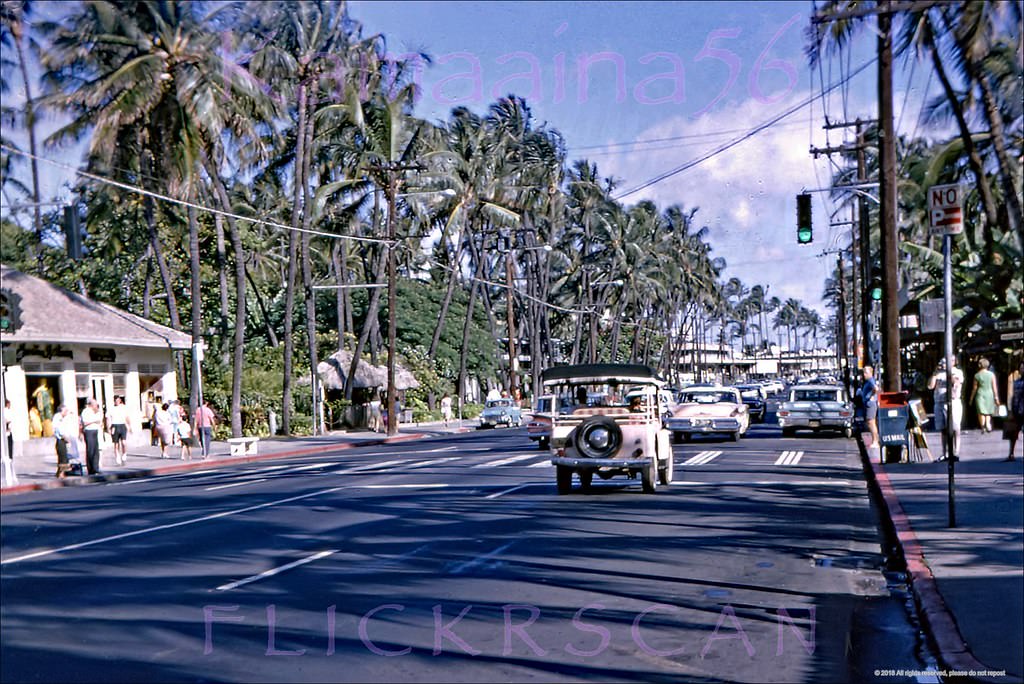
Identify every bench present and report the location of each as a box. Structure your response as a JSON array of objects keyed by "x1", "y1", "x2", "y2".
[{"x1": 227, "y1": 437, "x2": 260, "y2": 457}]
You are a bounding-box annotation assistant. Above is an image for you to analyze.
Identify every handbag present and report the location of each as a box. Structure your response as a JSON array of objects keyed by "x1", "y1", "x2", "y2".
[{"x1": 996, "y1": 405, "x2": 1007, "y2": 418}]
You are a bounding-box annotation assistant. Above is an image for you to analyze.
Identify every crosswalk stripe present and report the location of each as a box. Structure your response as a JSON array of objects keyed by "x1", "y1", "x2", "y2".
[
  {"x1": 683, "y1": 450, "x2": 722, "y2": 466},
  {"x1": 403, "y1": 457, "x2": 461, "y2": 468},
  {"x1": 774, "y1": 451, "x2": 804, "y2": 466},
  {"x1": 472, "y1": 453, "x2": 540, "y2": 468},
  {"x1": 527, "y1": 460, "x2": 552, "y2": 468}
]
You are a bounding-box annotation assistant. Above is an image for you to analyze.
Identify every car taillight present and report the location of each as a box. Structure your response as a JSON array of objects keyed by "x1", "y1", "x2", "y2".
[
  {"x1": 778, "y1": 410, "x2": 789, "y2": 417},
  {"x1": 839, "y1": 410, "x2": 852, "y2": 417}
]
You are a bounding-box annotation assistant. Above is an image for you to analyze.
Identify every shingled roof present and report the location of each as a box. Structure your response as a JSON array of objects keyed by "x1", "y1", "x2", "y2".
[{"x1": 0, "y1": 264, "x2": 192, "y2": 350}]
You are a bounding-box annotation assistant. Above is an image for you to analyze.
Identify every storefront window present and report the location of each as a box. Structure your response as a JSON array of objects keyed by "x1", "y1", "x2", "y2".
[{"x1": 26, "y1": 375, "x2": 61, "y2": 439}]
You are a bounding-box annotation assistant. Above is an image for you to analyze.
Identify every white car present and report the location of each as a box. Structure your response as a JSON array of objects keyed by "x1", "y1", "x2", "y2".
[
  {"x1": 665, "y1": 386, "x2": 749, "y2": 442},
  {"x1": 544, "y1": 363, "x2": 674, "y2": 494}
]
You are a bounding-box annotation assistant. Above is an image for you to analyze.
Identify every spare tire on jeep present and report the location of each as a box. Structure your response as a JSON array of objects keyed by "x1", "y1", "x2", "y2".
[{"x1": 573, "y1": 416, "x2": 623, "y2": 459}]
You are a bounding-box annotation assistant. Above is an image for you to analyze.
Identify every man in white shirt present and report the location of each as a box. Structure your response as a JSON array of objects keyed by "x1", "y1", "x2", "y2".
[
  {"x1": 108, "y1": 395, "x2": 131, "y2": 466},
  {"x1": 80, "y1": 398, "x2": 104, "y2": 475},
  {"x1": 53, "y1": 404, "x2": 80, "y2": 478}
]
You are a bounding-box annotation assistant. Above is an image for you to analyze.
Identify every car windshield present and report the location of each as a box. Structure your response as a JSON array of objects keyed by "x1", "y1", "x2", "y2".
[
  {"x1": 486, "y1": 399, "x2": 514, "y2": 408},
  {"x1": 793, "y1": 390, "x2": 841, "y2": 402},
  {"x1": 681, "y1": 391, "x2": 734, "y2": 404}
]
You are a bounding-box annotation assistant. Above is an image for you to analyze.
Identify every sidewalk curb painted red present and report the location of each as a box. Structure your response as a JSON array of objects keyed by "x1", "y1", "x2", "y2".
[
  {"x1": 859, "y1": 435, "x2": 1004, "y2": 684},
  {"x1": 0, "y1": 431, "x2": 453, "y2": 496}
]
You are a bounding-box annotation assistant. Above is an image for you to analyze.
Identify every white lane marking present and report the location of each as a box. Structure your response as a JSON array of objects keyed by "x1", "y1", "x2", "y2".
[
  {"x1": 472, "y1": 453, "x2": 540, "y2": 468},
  {"x1": 0, "y1": 486, "x2": 344, "y2": 565},
  {"x1": 672, "y1": 480, "x2": 853, "y2": 487},
  {"x1": 527, "y1": 460, "x2": 552, "y2": 468},
  {"x1": 774, "y1": 451, "x2": 804, "y2": 466},
  {"x1": 287, "y1": 461, "x2": 334, "y2": 472},
  {"x1": 448, "y1": 542, "x2": 515, "y2": 575},
  {"x1": 683, "y1": 450, "x2": 722, "y2": 466},
  {"x1": 349, "y1": 483, "x2": 450, "y2": 490},
  {"x1": 345, "y1": 459, "x2": 408, "y2": 472},
  {"x1": 424, "y1": 446, "x2": 458, "y2": 453},
  {"x1": 402, "y1": 457, "x2": 461, "y2": 468},
  {"x1": 485, "y1": 484, "x2": 535, "y2": 499},
  {"x1": 205, "y1": 478, "x2": 269, "y2": 491},
  {"x1": 216, "y1": 550, "x2": 338, "y2": 592}
]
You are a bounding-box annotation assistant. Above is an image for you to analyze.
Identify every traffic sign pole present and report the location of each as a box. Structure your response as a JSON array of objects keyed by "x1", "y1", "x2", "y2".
[{"x1": 944, "y1": 233, "x2": 956, "y2": 528}]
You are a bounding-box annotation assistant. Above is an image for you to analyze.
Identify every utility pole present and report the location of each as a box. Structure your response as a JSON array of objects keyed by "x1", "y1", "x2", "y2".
[
  {"x1": 837, "y1": 252, "x2": 850, "y2": 391},
  {"x1": 374, "y1": 161, "x2": 424, "y2": 437},
  {"x1": 504, "y1": 235, "x2": 518, "y2": 399},
  {"x1": 856, "y1": 123, "x2": 872, "y2": 367},
  {"x1": 878, "y1": 0, "x2": 901, "y2": 395}
]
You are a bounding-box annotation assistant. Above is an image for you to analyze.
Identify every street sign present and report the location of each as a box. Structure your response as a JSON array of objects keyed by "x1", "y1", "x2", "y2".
[
  {"x1": 928, "y1": 183, "x2": 964, "y2": 236},
  {"x1": 1001, "y1": 331, "x2": 1024, "y2": 341},
  {"x1": 994, "y1": 319, "x2": 1023, "y2": 331},
  {"x1": 919, "y1": 299, "x2": 944, "y2": 333}
]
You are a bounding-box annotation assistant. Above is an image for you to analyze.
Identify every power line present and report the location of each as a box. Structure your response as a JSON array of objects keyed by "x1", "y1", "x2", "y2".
[
  {"x1": 0, "y1": 143, "x2": 390, "y2": 246},
  {"x1": 612, "y1": 56, "x2": 878, "y2": 201},
  {"x1": 568, "y1": 120, "x2": 812, "y2": 152}
]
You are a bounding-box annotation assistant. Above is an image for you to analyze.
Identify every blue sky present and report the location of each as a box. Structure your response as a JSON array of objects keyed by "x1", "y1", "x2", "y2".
[
  {"x1": 3, "y1": 1, "x2": 938, "y2": 323},
  {"x1": 349, "y1": 0, "x2": 933, "y2": 317}
]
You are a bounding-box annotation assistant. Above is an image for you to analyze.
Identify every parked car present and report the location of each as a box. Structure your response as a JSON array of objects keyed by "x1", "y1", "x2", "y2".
[
  {"x1": 666, "y1": 386, "x2": 749, "y2": 442},
  {"x1": 776, "y1": 384, "x2": 854, "y2": 438},
  {"x1": 544, "y1": 363, "x2": 673, "y2": 494},
  {"x1": 478, "y1": 398, "x2": 523, "y2": 429},
  {"x1": 526, "y1": 395, "x2": 573, "y2": 449},
  {"x1": 733, "y1": 384, "x2": 767, "y2": 423}
]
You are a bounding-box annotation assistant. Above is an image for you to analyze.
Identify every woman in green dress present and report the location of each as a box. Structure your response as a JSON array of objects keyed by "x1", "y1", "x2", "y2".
[{"x1": 969, "y1": 358, "x2": 1001, "y2": 432}]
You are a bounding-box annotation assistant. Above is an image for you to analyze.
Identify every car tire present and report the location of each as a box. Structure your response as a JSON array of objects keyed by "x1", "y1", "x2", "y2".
[
  {"x1": 641, "y1": 459, "x2": 657, "y2": 493},
  {"x1": 672, "y1": 431, "x2": 682, "y2": 445},
  {"x1": 538, "y1": 437, "x2": 549, "y2": 450},
  {"x1": 782, "y1": 427, "x2": 795, "y2": 437},
  {"x1": 579, "y1": 470, "x2": 593, "y2": 491},
  {"x1": 556, "y1": 466, "x2": 572, "y2": 494},
  {"x1": 574, "y1": 416, "x2": 623, "y2": 459},
  {"x1": 658, "y1": 451, "x2": 674, "y2": 485},
  {"x1": 683, "y1": 433, "x2": 693, "y2": 442},
  {"x1": 844, "y1": 426, "x2": 853, "y2": 439}
]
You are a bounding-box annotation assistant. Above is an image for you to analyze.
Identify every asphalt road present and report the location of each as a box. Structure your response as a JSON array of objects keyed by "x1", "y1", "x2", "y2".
[{"x1": 1, "y1": 420, "x2": 934, "y2": 683}]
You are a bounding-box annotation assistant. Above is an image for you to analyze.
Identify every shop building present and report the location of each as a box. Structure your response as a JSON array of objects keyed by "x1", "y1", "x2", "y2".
[{"x1": 1, "y1": 264, "x2": 192, "y2": 457}]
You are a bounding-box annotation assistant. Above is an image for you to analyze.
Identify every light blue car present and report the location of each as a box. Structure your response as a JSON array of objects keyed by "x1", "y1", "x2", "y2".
[{"x1": 478, "y1": 398, "x2": 523, "y2": 429}]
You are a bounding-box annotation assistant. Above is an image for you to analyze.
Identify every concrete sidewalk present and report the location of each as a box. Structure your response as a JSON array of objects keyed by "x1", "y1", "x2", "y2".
[
  {"x1": 1, "y1": 420, "x2": 473, "y2": 495},
  {"x1": 862, "y1": 427, "x2": 1024, "y2": 683}
]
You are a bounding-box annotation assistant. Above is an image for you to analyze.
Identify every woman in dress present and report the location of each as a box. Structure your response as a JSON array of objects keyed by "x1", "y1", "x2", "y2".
[
  {"x1": 154, "y1": 403, "x2": 174, "y2": 458},
  {"x1": 968, "y1": 358, "x2": 1001, "y2": 433}
]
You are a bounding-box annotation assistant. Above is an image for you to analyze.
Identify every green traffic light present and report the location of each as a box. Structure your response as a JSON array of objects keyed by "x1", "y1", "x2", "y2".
[
  {"x1": 797, "y1": 226, "x2": 812, "y2": 244},
  {"x1": 870, "y1": 286, "x2": 883, "y2": 301}
]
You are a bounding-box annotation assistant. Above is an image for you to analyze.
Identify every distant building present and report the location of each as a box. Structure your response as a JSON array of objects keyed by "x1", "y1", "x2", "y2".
[{"x1": 0, "y1": 264, "x2": 191, "y2": 456}]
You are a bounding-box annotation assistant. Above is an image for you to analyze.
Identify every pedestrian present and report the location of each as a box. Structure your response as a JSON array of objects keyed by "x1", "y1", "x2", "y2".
[
  {"x1": 194, "y1": 399, "x2": 217, "y2": 459},
  {"x1": 2, "y1": 399, "x2": 17, "y2": 487},
  {"x1": 860, "y1": 365, "x2": 880, "y2": 454},
  {"x1": 440, "y1": 393, "x2": 453, "y2": 427},
  {"x1": 149, "y1": 394, "x2": 162, "y2": 446},
  {"x1": 968, "y1": 358, "x2": 1001, "y2": 433},
  {"x1": 80, "y1": 398, "x2": 104, "y2": 475},
  {"x1": 368, "y1": 393, "x2": 382, "y2": 433},
  {"x1": 53, "y1": 404, "x2": 77, "y2": 478},
  {"x1": 177, "y1": 408, "x2": 195, "y2": 461},
  {"x1": 154, "y1": 402, "x2": 174, "y2": 458},
  {"x1": 1004, "y1": 360, "x2": 1024, "y2": 462},
  {"x1": 168, "y1": 399, "x2": 182, "y2": 445},
  {"x1": 108, "y1": 395, "x2": 131, "y2": 466},
  {"x1": 928, "y1": 358, "x2": 964, "y2": 460}
]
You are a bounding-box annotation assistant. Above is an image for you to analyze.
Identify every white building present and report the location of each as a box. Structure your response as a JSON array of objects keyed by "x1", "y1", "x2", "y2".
[{"x1": 1, "y1": 264, "x2": 192, "y2": 457}]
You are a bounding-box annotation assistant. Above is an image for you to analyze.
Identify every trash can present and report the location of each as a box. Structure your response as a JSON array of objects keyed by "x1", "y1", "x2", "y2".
[{"x1": 877, "y1": 391, "x2": 909, "y2": 462}]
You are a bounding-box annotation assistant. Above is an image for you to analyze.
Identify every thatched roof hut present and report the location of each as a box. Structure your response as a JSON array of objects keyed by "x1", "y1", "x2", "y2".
[{"x1": 317, "y1": 349, "x2": 419, "y2": 392}]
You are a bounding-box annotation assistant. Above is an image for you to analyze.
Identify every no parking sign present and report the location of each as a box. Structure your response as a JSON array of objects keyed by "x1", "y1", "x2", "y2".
[{"x1": 928, "y1": 184, "x2": 964, "y2": 236}]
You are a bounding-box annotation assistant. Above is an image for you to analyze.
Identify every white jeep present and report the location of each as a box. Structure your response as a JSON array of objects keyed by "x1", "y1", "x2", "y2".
[{"x1": 543, "y1": 363, "x2": 674, "y2": 494}]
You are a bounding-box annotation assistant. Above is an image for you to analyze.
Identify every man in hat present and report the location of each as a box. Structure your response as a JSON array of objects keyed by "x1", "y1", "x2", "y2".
[{"x1": 929, "y1": 357, "x2": 964, "y2": 459}]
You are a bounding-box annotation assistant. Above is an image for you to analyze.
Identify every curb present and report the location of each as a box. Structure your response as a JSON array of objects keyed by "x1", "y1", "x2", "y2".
[
  {"x1": 0, "y1": 431, "x2": 438, "y2": 497},
  {"x1": 857, "y1": 433, "x2": 1006, "y2": 684}
]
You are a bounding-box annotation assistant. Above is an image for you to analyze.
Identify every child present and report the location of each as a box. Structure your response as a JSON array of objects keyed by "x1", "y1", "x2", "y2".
[{"x1": 177, "y1": 409, "x2": 195, "y2": 461}]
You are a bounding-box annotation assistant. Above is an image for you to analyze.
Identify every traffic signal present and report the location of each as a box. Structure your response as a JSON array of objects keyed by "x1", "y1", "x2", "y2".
[
  {"x1": 64, "y1": 205, "x2": 83, "y2": 260},
  {"x1": 0, "y1": 288, "x2": 23, "y2": 334},
  {"x1": 796, "y1": 193, "x2": 812, "y2": 244},
  {"x1": 869, "y1": 267, "x2": 883, "y2": 301}
]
